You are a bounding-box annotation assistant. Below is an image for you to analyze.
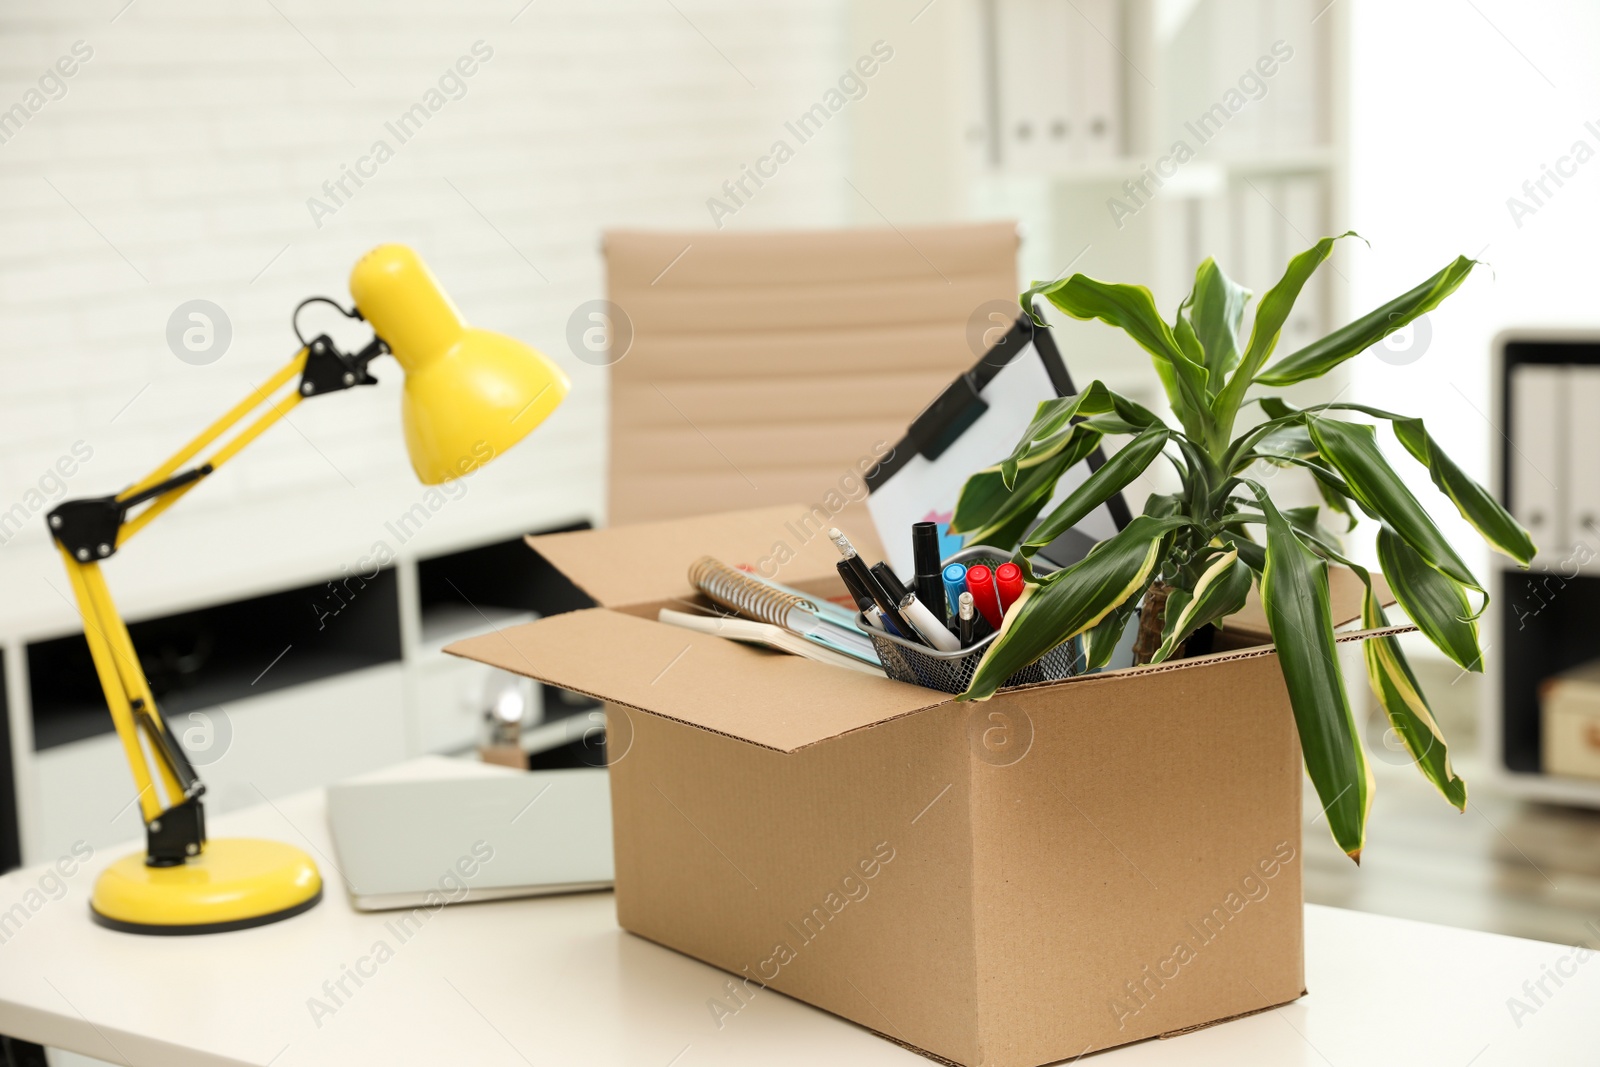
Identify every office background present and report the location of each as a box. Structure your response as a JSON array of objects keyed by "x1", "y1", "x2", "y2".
[{"x1": 3, "y1": 0, "x2": 1600, "y2": 984}]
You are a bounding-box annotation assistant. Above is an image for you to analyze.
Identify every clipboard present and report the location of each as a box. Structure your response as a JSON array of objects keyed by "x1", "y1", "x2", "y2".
[{"x1": 864, "y1": 311, "x2": 1133, "y2": 576}]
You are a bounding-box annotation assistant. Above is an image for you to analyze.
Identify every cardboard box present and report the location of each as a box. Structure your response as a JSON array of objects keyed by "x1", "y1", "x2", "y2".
[
  {"x1": 1543, "y1": 661, "x2": 1600, "y2": 781},
  {"x1": 448, "y1": 506, "x2": 1388, "y2": 1066}
]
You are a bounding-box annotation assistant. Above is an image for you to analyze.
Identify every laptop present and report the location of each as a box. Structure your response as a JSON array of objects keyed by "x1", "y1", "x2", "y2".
[{"x1": 325, "y1": 757, "x2": 614, "y2": 911}]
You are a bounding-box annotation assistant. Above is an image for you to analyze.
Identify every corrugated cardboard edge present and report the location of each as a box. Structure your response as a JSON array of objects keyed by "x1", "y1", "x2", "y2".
[
  {"x1": 994, "y1": 622, "x2": 1418, "y2": 696},
  {"x1": 452, "y1": 621, "x2": 1420, "y2": 758},
  {"x1": 795, "y1": 621, "x2": 1420, "y2": 752}
]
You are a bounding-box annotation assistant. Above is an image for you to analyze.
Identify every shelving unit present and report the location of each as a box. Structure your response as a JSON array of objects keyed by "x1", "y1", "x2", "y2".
[
  {"x1": 0, "y1": 515, "x2": 600, "y2": 870},
  {"x1": 958, "y1": 0, "x2": 1350, "y2": 405},
  {"x1": 1484, "y1": 332, "x2": 1600, "y2": 807}
]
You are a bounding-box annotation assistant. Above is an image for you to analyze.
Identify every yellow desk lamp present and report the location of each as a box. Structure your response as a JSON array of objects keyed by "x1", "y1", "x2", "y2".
[{"x1": 47, "y1": 244, "x2": 569, "y2": 934}]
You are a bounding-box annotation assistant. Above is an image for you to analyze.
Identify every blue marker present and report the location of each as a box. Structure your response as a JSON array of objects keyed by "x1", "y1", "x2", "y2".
[{"x1": 942, "y1": 563, "x2": 968, "y2": 618}]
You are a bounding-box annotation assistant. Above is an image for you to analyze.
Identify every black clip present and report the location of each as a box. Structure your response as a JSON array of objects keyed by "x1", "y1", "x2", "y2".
[{"x1": 297, "y1": 334, "x2": 385, "y2": 399}]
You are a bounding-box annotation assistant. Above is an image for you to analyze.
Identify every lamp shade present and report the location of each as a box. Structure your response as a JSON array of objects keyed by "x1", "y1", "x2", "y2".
[{"x1": 348, "y1": 244, "x2": 570, "y2": 485}]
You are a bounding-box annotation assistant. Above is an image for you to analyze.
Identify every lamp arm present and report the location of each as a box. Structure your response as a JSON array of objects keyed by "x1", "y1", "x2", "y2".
[{"x1": 45, "y1": 332, "x2": 384, "y2": 867}]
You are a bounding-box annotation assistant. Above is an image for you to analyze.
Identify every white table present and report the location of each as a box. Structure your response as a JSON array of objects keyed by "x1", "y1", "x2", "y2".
[{"x1": 0, "y1": 786, "x2": 1595, "y2": 1067}]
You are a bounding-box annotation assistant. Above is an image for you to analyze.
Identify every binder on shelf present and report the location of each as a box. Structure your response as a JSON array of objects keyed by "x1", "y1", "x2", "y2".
[
  {"x1": 996, "y1": 0, "x2": 1048, "y2": 169},
  {"x1": 1203, "y1": 0, "x2": 1266, "y2": 156},
  {"x1": 992, "y1": 0, "x2": 1124, "y2": 169},
  {"x1": 1039, "y1": 0, "x2": 1077, "y2": 166},
  {"x1": 1508, "y1": 364, "x2": 1564, "y2": 563},
  {"x1": 1265, "y1": 0, "x2": 1323, "y2": 148},
  {"x1": 1567, "y1": 366, "x2": 1600, "y2": 556},
  {"x1": 1073, "y1": 0, "x2": 1122, "y2": 161}
]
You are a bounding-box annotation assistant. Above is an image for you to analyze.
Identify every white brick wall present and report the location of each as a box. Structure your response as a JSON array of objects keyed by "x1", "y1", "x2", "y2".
[{"x1": 0, "y1": 0, "x2": 854, "y2": 628}]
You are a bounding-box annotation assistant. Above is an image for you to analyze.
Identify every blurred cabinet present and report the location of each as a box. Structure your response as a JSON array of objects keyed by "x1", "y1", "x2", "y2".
[{"x1": 1487, "y1": 335, "x2": 1600, "y2": 807}]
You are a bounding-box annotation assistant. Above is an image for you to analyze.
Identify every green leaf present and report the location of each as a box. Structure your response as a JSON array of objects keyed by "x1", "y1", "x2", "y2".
[
  {"x1": 1222, "y1": 530, "x2": 1266, "y2": 573},
  {"x1": 1144, "y1": 492, "x2": 1185, "y2": 520},
  {"x1": 1390, "y1": 417, "x2": 1536, "y2": 566},
  {"x1": 1282, "y1": 528, "x2": 1469, "y2": 812},
  {"x1": 1314, "y1": 474, "x2": 1358, "y2": 532},
  {"x1": 951, "y1": 425, "x2": 1102, "y2": 543},
  {"x1": 1081, "y1": 584, "x2": 1145, "y2": 670},
  {"x1": 1189, "y1": 258, "x2": 1248, "y2": 386},
  {"x1": 1261, "y1": 398, "x2": 1535, "y2": 565},
  {"x1": 1306, "y1": 419, "x2": 1481, "y2": 593},
  {"x1": 1150, "y1": 549, "x2": 1253, "y2": 663},
  {"x1": 1255, "y1": 256, "x2": 1480, "y2": 386},
  {"x1": 996, "y1": 382, "x2": 1164, "y2": 489},
  {"x1": 1375, "y1": 526, "x2": 1483, "y2": 672},
  {"x1": 1023, "y1": 275, "x2": 1213, "y2": 446},
  {"x1": 1248, "y1": 483, "x2": 1372, "y2": 861},
  {"x1": 1254, "y1": 422, "x2": 1317, "y2": 461},
  {"x1": 1021, "y1": 426, "x2": 1170, "y2": 554},
  {"x1": 1225, "y1": 502, "x2": 1347, "y2": 562},
  {"x1": 996, "y1": 387, "x2": 1109, "y2": 490},
  {"x1": 961, "y1": 515, "x2": 1190, "y2": 701},
  {"x1": 1211, "y1": 233, "x2": 1357, "y2": 436},
  {"x1": 1173, "y1": 299, "x2": 1207, "y2": 368},
  {"x1": 1359, "y1": 587, "x2": 1468, "y2": 811}
]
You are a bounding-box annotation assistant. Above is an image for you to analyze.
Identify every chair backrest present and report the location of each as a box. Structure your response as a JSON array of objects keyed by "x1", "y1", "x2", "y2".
[{"x1": 602, "y1": 222, "x2": 1020, "y2": 533}]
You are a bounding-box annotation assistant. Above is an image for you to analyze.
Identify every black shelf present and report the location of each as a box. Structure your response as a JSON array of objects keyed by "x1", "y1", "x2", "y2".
[
  {"x1": 417, "y1": 523, "x2": 599, "y2": 725},
  {"x1": 28, "y1": 569, "x2": 402, "y2": 752},
  {"x1": 416, "y1": 521, "x2": 593, "y2": 620},
  {"x1": 1498, "y1": 569, "x2": 1600, "y2": 774}
]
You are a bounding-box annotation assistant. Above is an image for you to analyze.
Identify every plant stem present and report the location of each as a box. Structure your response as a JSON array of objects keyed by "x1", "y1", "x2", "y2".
[{"x1": 1133, "y1": 581, "x2": 1176, "y2": 665}]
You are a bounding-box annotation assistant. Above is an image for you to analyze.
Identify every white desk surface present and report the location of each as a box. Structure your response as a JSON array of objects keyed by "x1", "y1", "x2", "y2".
[{"x1": 0, "y1": 785, "x2": 1595, "y2": 1067}]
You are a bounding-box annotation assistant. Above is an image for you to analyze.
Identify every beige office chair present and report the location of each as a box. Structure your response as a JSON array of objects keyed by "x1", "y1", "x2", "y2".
[{"x1": 601, "y1": 222, "x2": 1020, "y2": 530}]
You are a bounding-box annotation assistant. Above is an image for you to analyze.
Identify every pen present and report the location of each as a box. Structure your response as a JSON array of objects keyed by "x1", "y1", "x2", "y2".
[
  {"x1": 957, "y1": 591, "x2": 991, "y2": 647},
  {"x1": 897, "y1": 591, "x2": 961, "y2": 651},
  {"x1": 871, "y1": 562, "x2": 910, "y2": 605},
  {"x1": 995, "y1": 562, "x2": 1024, "y2": 615},
  {"x1": 836, "y1": 555, "x2": 880, "y2": 611},
  {"x1": 854, "y1": 593, "x2": 899, "y2": 637},
  {"x1": 942, "y1": 563, "x2": 968, "y2": 617},
  {"x1": 965, "y1": 564, "x2": 1003, "y2": 629},
  {"x1": 829, "y1": 528, "x2": 922, "y2": 645},
  {"x1": 911, "y1": 522, "x2": 948, "y2": 627}
]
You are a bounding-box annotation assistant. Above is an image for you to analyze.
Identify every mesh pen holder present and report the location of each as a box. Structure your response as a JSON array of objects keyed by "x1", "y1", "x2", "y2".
[{"x1": 860, "y1": 545, "x2": 1083, "y2": 696}]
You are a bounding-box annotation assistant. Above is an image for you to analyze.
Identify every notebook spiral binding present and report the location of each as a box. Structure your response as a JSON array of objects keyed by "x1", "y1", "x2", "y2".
[{"x1": 689, "y1": 556, "x2": 816, "y2": 627}]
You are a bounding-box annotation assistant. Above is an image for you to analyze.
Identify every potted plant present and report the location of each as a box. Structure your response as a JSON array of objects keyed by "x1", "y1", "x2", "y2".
[{"x1": 949, "y1": 234, "x2": 1535, "y2": 862}]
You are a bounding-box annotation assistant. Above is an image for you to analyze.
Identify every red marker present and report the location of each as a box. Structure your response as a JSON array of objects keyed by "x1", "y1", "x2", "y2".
[
  {"x1": 965, "y1": 565, "x2": 1003, "y2": 629},
  {"x1": 995, "y1": 562, "x2": 1024, "y2": 615}
]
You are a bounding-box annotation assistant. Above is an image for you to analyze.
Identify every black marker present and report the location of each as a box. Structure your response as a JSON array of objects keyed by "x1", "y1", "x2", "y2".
[
  {"x1": 830, "y1": 528, "x2": 921, "y2": 644},
  {"x1": 911, "y1": 522, "x2": 949, "y2": 628}
]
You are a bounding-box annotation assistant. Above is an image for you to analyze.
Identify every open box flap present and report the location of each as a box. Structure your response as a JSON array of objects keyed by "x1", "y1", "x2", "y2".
[
  {"x1": 446, "y1": 608, "x2": 949, "y2": 753},
  {"x1": 525, "y1": 504, "x2": 886, "y2": 610}
]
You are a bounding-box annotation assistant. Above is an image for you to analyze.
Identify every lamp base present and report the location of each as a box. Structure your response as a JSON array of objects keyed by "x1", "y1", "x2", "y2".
[{"x1": 90, "y1": 838, "x2": 322, "y2": 935}]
